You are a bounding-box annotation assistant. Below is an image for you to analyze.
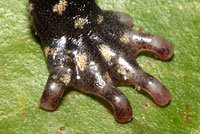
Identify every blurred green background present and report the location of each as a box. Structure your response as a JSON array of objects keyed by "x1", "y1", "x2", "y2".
[{"x1": 0, "y1": 0, "x2": 200, "y2": 133}]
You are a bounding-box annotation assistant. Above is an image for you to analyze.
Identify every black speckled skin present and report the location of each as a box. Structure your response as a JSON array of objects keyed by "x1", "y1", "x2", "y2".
[{"x1": 29, "y1": 0, "x2": 174, "y2": 123}]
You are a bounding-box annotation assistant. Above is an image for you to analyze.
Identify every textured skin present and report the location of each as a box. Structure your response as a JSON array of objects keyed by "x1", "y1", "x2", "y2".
[{"x1": 29, "y1": 0, "x2": 174, "y2": 123}]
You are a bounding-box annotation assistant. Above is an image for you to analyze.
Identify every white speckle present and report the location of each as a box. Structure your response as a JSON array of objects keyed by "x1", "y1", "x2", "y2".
[
  {"x1": 72, "y1": 36, "x2": 83, "y2": 47},
  {"x1": 75, "y1": 66, "x2": 81, "y2": 80},
  {"x1": 76, "y1": 75, "x2": 81, "y2": 79},
  {"x1": 55, "y1": 36, "x2": 67, "y2": 49},
  {"x1": 117, "y1": 57, "x2": 135, "y2": 80},
  {"x1": 90, "y1": 61, "x2": 95, "y2": 66},
  {"x1": 132, "y1": 35, "x2": 152, "y2": 43},
  {"x1": 115, "y1": 96, "x2": 121, "y2": 103},
  {"x1": 49, "y1": 82, "x2": 57, "y2": 91},
  {"x1": 118, "y1": 57, "x2": 135, "y2": 73},
  {"x1": 147, "y1": 80, "x2": 161, "y2": 93},
  {"x1": 89, "y1": 61, "x2": 106, "y2": 88}
]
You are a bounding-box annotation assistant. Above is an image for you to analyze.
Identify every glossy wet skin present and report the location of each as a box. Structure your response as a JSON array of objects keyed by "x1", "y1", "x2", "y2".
[{"x1": 29, "y1": 0, "x2": 174, "y2": 123}]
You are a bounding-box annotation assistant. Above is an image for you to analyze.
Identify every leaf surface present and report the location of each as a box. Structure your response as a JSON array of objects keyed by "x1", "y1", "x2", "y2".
[{"x1": 0, "y1": 0, "x2": 200, "y2": 134}]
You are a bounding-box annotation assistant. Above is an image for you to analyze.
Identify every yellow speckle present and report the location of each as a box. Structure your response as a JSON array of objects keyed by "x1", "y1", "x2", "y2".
[
  {"x1": 44, "y1": 47, "x2": 59, "y2": 59},
  {"x1": 117, "y1": 65, "x2": 131, "y2": 80},
  {"x1": 99, "y1": 44, "x2": 116, "y2": 61},
  {"x1": 52, "y1": 75, "x2": 57, "y2": 80},
  {"x1": 29, "y1": 3, "x2": 34, "y2": 11},
  {"x1": 74, "y1": 18, "x2": 87, "y2": 29},
  {"x1": 104, "y1": 72, "x2": 112, "y2": 83},
  {"x1": 46, "y1": 48, "x2": 57, "y2": 60},
  {"x1": 135, "y1": 85, "x2": 142, "y2": 91},
  {"x1": 66, "y1": 55, "x2": 70, "y2": 59},
  {"x1": 44, "y1": 47, "x2": 50, "y2": 58},
  {"x1": 120, "y1": 33, "x2": 130, "y2": 44},
  {"x1": 97, "y1": 15, "x2": 104, "y2": 24},
  {"x1": 76, "y1": 53, "x2": 87, "y2": 71},
  {"x1": 34, "y1": 31, "x2": 38, "y2": 36},
  {"x1": 60, "y1": 73, "x2": 71, "y2": 85},
  {"x1": 66, "y1": 50, "x2": 72, "y2": 54},
  {"x1": 53, "y1": 0, "x2": 68, "y2": 15}
]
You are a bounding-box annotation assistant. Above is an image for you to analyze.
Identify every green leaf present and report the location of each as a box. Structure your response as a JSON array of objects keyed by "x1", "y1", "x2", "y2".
[{"x1": 0, "y1": 0, "x2": 200, "y2": 134}]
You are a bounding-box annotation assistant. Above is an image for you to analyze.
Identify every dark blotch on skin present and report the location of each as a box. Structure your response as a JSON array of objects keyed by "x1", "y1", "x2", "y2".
[{"x1": 29, "y1": 0, "x2": 174, "y2": 123}]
